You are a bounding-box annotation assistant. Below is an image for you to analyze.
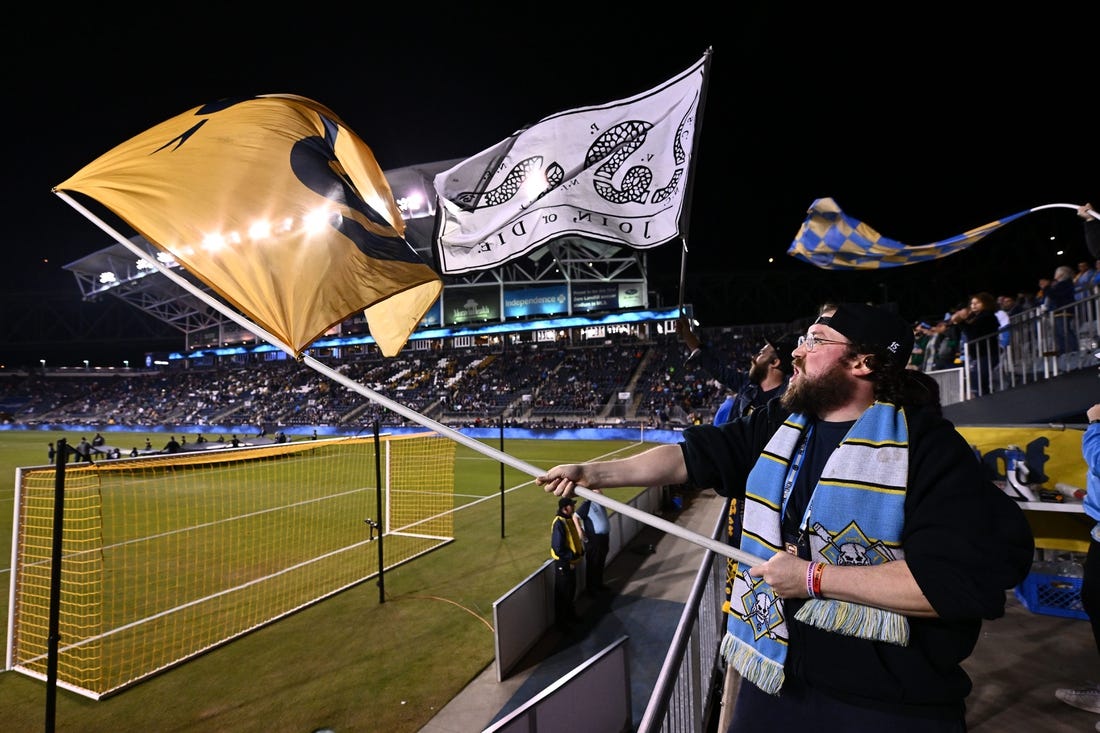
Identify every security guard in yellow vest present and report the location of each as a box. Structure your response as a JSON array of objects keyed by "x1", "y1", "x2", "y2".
[{"x1": 550, "y1": 496, "x2": 584, "y2": 632}]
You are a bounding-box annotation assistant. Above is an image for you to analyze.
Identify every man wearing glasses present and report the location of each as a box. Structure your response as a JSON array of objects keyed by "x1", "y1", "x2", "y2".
[{"x1": 539, "y1": 302, "x2": 1033, "y2": 732}]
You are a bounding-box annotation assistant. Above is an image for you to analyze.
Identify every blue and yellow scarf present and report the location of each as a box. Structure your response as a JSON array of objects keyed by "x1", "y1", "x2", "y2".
[{"x1": 720, "y1": 402, "x2": 911, "y2": 695}]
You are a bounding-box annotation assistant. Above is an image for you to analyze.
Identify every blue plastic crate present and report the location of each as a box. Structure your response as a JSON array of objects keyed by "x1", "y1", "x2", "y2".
[{"x1": 1014, "y1": 571, "x2": 1088, "y2": 621}]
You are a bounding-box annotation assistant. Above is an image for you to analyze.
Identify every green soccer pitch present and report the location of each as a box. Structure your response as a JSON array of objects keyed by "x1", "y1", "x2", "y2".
[{"x1": 0, "y1": 428, "x2": 652, "y2": 732}]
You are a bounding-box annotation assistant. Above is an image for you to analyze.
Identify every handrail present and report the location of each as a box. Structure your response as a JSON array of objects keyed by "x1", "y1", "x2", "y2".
[{"x1": 638, "y1": 495, "x2": 731, "y2": 732}]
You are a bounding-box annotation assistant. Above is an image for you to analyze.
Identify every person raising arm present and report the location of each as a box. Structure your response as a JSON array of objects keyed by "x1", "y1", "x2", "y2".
[{"x1": 539, "y1": 302, "x2": 1033, "y2": 732}]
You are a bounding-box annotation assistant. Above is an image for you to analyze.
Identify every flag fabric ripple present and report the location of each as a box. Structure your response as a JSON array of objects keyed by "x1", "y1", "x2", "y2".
[
  {"x1": 56, "y1": 94, "x2": 442, "y2": 357},
  {"x1": 432, "y1": 52, "x2": 709, "y2": 274},
  {"x1": 787, "y1": 197, "x2": 1031, "y2": 270}
]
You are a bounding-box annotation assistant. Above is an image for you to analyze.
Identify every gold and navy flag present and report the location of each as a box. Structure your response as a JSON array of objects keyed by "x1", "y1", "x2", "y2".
[
  {"x1": 433, "y1": 51, "x2": 710, "y2": 274},
  {"x1": 787, "y1": 197, "x2": 1033, "y2": 270},
  {"x1": 56, "y1": 94, "x2": 442, "y2": 357}
]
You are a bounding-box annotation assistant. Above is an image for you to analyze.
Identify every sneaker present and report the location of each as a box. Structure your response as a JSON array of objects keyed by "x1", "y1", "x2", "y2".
[{"x1": 1054, "y1": 683, "x2": 1100, "y2": 714}]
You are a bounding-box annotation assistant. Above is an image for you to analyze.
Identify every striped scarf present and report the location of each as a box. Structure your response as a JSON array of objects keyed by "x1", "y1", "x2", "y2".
[{"x1": 720, "y1": 402, "x2": 911, "y2": 695}]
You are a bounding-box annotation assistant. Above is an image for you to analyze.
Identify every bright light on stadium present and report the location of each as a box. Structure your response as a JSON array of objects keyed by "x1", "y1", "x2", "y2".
[
  {"x1": 397, "y1": 191, "x2": 424, "y2": 214},
  {"x1": 98, "y1": 271, "x2": 118, "y2": 285}
]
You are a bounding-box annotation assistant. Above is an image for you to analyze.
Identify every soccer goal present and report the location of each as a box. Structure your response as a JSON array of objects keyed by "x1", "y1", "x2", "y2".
[{"x1": 5, "y1": 432, "x2": 455, "y2": 699}]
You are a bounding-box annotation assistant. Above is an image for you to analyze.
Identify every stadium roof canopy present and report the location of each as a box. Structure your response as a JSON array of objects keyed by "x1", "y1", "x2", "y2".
[{"x1": 62, "y1": 159, "x2": 654, "y2": 349}]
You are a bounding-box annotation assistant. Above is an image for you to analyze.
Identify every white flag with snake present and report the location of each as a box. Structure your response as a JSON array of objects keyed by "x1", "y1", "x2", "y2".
[{"x1": 432, "y1": 52, "x2": 709, "y2": 274}]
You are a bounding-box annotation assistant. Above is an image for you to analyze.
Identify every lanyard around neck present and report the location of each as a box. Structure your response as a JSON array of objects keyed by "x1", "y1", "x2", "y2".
[{"x1": 781, "y1": 425, "x2": 811, "y2": 520}]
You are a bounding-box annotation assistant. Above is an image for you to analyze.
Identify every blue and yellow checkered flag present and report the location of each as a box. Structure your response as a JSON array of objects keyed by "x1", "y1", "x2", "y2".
[{"x1": 787, "y1": 197, "x2": 1043, "y2": 270}]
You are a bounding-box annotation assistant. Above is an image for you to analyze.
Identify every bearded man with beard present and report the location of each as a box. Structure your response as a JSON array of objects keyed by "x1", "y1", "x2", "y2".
[
  {"x1": 538, "y1": 302, "x2": 1033, "y2": 732},
  {"x1": 679, "y1": 315, "x2": 798, "y2": 421}
]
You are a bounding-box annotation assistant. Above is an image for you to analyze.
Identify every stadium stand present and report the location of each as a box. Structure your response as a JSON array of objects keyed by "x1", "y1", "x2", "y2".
[{"x1": 0, "y1": 289, "x2": 1097, "y2": 433}]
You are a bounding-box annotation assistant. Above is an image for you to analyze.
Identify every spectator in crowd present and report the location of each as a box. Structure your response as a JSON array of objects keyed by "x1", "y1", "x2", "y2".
[
  {"x1": 1014, "y1": 291, "x2": 1036, "y2": 311},
  {"x1": 1074, "y1": 260, "x2": 1096, "y2": 300},
  {"x1": 1054, "y1": 401, "x2": 1100, "y2": 718},
  {"x1": 951, "y1": 292, "x2": 1001, "y2": 396},
  {"x1": 922, "y1": 319, "x2": 960, "y2": 372},
  {"x1": 997, "y1": 294, "x2": 1025, "y2": 318},
  {"x1": 1042, "y1": 265, "x2": 1079, "y2": 357},
  {"x1": 713, "y1": 389, "x2": 737, "y2": 427},
  {"x1": 550, "y1": 496, "x2": 584, "y2": 632},
  {"x1": 909, "y1": 321, "x2": 932, "y2": 369},
  {"x1": 678, "y1": 316, "x2": 797, "y2": 419},
  {"x1": 993, "y1": 297, "x2": 1012, "y2": 350},
  {"x1": 682, "y1": 317, "x2": 800, "y2": 552},
  {"x1": 574, "y1": 492, "x2": 611, "y2": 596},
  {"x1": 1036, "y1": 276, "x2": 1052, "y2": 304},
  {"x1": 537, "y1": 302, "x2": 1033, "y2": 731}
]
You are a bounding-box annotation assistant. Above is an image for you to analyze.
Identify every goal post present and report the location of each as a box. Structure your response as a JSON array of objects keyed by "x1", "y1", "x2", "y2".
[{"x1": 5, "y1": 432, "x2": 455, "y2": 699}]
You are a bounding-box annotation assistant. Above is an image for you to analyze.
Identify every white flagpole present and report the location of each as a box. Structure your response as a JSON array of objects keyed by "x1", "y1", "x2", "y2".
[{"x1": 54, "y1": 189, "x2": 767, "y2": 567}]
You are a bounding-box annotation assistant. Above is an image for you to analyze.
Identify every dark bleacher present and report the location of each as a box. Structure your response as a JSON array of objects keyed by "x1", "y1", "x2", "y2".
[{"x1": 2, "y1": 309, "x2": 1096, "y2": 432}]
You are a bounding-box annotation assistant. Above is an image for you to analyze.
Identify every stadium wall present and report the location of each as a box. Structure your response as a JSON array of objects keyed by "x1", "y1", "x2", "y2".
[{"x1": 0, "y1": 423, "x2": 690, "y2": 445}]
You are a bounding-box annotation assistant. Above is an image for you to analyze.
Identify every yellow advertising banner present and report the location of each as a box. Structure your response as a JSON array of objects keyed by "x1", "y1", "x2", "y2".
[
  {"x1": 957, "y1": 424, "x2": 1091, "y2": 553},
  {"x1": 957, "y1": 424, "x2": 1088, "y2": 490}
]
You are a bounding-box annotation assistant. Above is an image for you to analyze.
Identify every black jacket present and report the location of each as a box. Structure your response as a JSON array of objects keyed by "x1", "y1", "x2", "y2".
[
  {"x1": 679, "y1": 398, "x2": 1034, "y2": 718},
  {"x1": 1085, "y1": 216, "x2": 1100, "y2": 260}
]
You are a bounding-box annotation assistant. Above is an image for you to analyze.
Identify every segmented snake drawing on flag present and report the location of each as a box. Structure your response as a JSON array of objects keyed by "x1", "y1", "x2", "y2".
[
  {"x1": 55, "y1": 59, "x2": 757, "y2": 566},
  {"x1": 432, "y1": 51, "x2": 711, "y2": 275},
  {"x1": 788, "y1": 197, "x2": 1097, "y2": 270}
]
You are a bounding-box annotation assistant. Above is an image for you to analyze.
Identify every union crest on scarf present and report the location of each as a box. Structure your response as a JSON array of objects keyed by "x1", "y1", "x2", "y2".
[{"x1": 720, "y1": 402, "x2": 912, "y2": 695}]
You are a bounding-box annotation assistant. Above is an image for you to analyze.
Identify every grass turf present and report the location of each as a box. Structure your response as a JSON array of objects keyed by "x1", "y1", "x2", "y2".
[{"x1": 0, "y1": 428, "x2": 652, "y2": 732}]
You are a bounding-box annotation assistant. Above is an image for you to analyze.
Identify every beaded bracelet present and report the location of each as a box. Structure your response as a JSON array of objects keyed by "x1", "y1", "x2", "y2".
[{"x1": 812, "y1": 562, "x2": 825, "y2": 598}]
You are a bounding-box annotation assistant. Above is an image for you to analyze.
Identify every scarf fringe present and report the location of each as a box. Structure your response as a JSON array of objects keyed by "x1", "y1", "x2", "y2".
[
  {"x1": 720, "y1": 632, "x2": 785, "y2": 695},
  {"x1": 794, "y1": 598, "x2": 910, "y2": 646}
]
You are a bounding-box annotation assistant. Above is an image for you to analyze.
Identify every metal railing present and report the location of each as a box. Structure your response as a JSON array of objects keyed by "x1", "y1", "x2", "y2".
[
  {"x1": 635, "y1": 294, "x2": 1100, "y2": 731},
  {"x1": 930, "y1": 291, "x2": 1099, "y2": 402},
  {"x1": 491, "y1": 293, "x2": 1100, "y2": 731},
  {"x1": 638, "y1": 498, "x2": 730, "y2": 733}
]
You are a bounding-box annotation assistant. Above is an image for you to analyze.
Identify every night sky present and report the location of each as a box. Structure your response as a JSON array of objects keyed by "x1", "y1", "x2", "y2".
[{"x1": 10, "y1": 9, "x2": 1096, "y2": 364}]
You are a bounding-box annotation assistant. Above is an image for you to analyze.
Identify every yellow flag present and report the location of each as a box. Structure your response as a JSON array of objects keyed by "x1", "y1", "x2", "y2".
[{"x1": 56, "y1": 94, "x2": 441, "y2": 357}]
